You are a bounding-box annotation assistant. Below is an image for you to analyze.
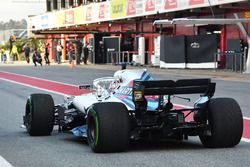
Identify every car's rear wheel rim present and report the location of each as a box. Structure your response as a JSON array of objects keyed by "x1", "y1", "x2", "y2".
[
  {"x1": 25, "y1": 99, "x2": 32, "y2": 132},
  {"x1": 26, "y1": 111, "x2": 32, "y2": 131}
]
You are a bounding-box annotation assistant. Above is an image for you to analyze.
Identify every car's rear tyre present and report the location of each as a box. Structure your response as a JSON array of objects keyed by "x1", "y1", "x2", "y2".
[
  {"x1": 199, "y1": 98, "x2": 243, "y2": 148},
  {"x1": 87, "y1": 102, "x2": 130, "y2": 153},
  {"x1": 25, "y1": 94, "x2": 55, "y2": 136}
]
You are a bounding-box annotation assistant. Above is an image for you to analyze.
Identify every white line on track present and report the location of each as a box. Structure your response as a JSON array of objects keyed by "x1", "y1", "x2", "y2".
[
  {"x1": 0, "y1": 71, "x2": 78, "y2": 87},
  {"x1": 243, "y1": 116, "x2": 250, "y2": 120},
  {"x1": 241, "y1": 138, "x2": 250, "y2": 143},
  {"x1": 0, "y1": 156, "x2": 13, "y2": 167},
  {"x1": 0, "y1": 78, "x2": 68, "y2": 97}
]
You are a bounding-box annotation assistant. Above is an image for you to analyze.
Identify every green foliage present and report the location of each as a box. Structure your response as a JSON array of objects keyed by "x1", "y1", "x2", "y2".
[
  {"x1": 0, "y1": 43, "x2": 10, "y2": 50},
  {"x1": 30, "y1": 39, "x2": 44, "y2": 53},
  {"x1": 14, "y1": 39, "x2": 27, "y2": 53},
  {"x1": 0, "y1": 39, "x2": 45, "y2": 54}
]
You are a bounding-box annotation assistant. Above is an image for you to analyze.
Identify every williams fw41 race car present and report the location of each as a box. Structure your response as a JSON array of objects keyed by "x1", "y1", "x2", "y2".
[{"x1": 23, "y1": 69, "x2": 243, "y2": 153}]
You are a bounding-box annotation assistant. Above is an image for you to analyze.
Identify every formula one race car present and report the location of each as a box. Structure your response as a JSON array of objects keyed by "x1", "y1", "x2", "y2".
[{"x1": 23, "y1": 68, "x2": 243, "y2": 153}]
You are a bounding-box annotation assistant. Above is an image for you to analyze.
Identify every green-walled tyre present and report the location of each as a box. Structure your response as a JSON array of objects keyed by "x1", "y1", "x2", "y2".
[{"x1": 87, "y1": 102, "x2": 130, "y2": 153}]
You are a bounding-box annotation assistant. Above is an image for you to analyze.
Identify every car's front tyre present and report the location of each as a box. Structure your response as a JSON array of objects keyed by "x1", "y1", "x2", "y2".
[{"x1": 25, "y1": 94, "x2": 55, "y2": 136}]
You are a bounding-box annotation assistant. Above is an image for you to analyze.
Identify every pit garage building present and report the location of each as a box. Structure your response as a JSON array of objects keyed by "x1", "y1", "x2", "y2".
[{"x1": 28, "y1": 0, "x2": 250, "y2": 72}]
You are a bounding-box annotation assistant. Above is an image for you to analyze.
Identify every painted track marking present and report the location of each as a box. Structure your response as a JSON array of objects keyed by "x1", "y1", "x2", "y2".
[
  {"x1": 0, "y1": 71, "x2": 91, "y2": 96},
  {"x1": 0, "y1": 156, "x2": 13, "y2": 167}
]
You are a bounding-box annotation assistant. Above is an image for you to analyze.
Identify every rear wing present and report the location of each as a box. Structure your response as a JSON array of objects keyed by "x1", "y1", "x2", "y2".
[{"x1": 132, "y1": 79, "x2": 215, "y2": 102}]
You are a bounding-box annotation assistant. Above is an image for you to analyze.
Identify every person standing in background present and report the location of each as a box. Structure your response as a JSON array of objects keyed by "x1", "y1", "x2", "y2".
[
  {"x1": 56, "y1": 40, "x2": 63, "y2": 64},
  {"x1": 11, "y1": 45, "x2": 18, "y2": 61},
  {"x1": 83, "y1": 43, "x2": 89, "y2": 65},
  {"x1": 0, "y1": 47, "x2": 3, "y2": 62},
  {"x1": 76, "y1": 39, "x2": 83, "y2": 65},
  {"x1": 67, "y1": 41, "x2": 74, "y2": 64},
  {"x1": 23, "y1": 44, "x2": 30, "y2": 63},
  {"x1": 1, "y1": 47, "x2": 7, "y2": 63},
  {"x1": 44, "y1": 43, "x2": 50, "y2": 65}
]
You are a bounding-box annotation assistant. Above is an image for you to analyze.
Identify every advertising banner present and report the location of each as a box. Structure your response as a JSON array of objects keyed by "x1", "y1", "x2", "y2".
[
  {"x1": 155, "y1": 0, "x2": 163, "y2": 12},
  {"x1": 29, "y1": 0, "x2": 248, "y2": 31},
  {"x1": 74, "y1": 6, "x2": 84, "y2": 24},
  {"x1": 110, "y1": 0, "x2": 127, "y2": 19},
  {"x1": 55, "y1": 11, "x2": 65, "y2": 27},
  {"x1": 136, "y1": 0, "x2": 143, "y2": 16},
  {"x1": 91, "y1": 3, "x2": 100, "y2": 23},
  {"x1": 189, "y1": 0, "x2": 204, "y2": 6},
  {"x1": 47, "y1": 13, "x2": 56, "y2": 29},
  {"x1": 245, "y1": 12, "x2": 250, "y2": 19},
  {"x1": 99, "y1": 3, "x2": 106, "y2": 19},
  {"x1": 143, "y1": 0, "x2": 162, "y2": 15},
  {"x1": 127, "y1": 0, "x2": 136, "y2": 16},
  {"x1": 41, "y1": 15, "x2": 48, "y2": 28},
  {"x1": 86, "y1": 5, "x2": 92, "y2": 22},
  {"x1": 145, "y1": 0, "x2": 155, "y2": 12},
  {"x1": 65, "y1": 10, "x2": 74, "y2": 24},
  {"x1": 213, "y1": 0, "x2": 247, "y2": 5},
  {"x1": 164, "y1": 0, "x2": 178, "y2": 10}
]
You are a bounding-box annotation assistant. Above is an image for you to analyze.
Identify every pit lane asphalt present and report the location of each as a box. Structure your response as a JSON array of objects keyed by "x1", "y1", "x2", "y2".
[
  {"x1": 3, "y1": 61, "x2": 250, "y2": 81},
  {"x1": 1, "y1": 61, "x2": 250, "y2": 117},
  {"x1": 0, "y1": 82, "x2": 250, "y2": 167},
  {"x1": 0, "y1": 62, "x2": 250, "y2": 167}
]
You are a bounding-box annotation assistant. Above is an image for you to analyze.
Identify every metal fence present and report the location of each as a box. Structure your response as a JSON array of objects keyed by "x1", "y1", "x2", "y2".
[
  {"x1": 106, "y1": 51, "x2": 246, "y2": 72},
  {"x1": 106, "y1": 51, "x2": 132, "y2": 65},
  {"x1": 106, "y1": 51, "x2": 152, "y2": 65},
  {"x1": 214, "y1": 52, "x2": 245, "y2": 73}
]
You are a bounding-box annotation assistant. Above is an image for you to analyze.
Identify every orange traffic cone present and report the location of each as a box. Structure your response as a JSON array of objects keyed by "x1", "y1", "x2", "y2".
[{"x1": 70, "y1": 61, "x2": 75, "y2": 68}]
